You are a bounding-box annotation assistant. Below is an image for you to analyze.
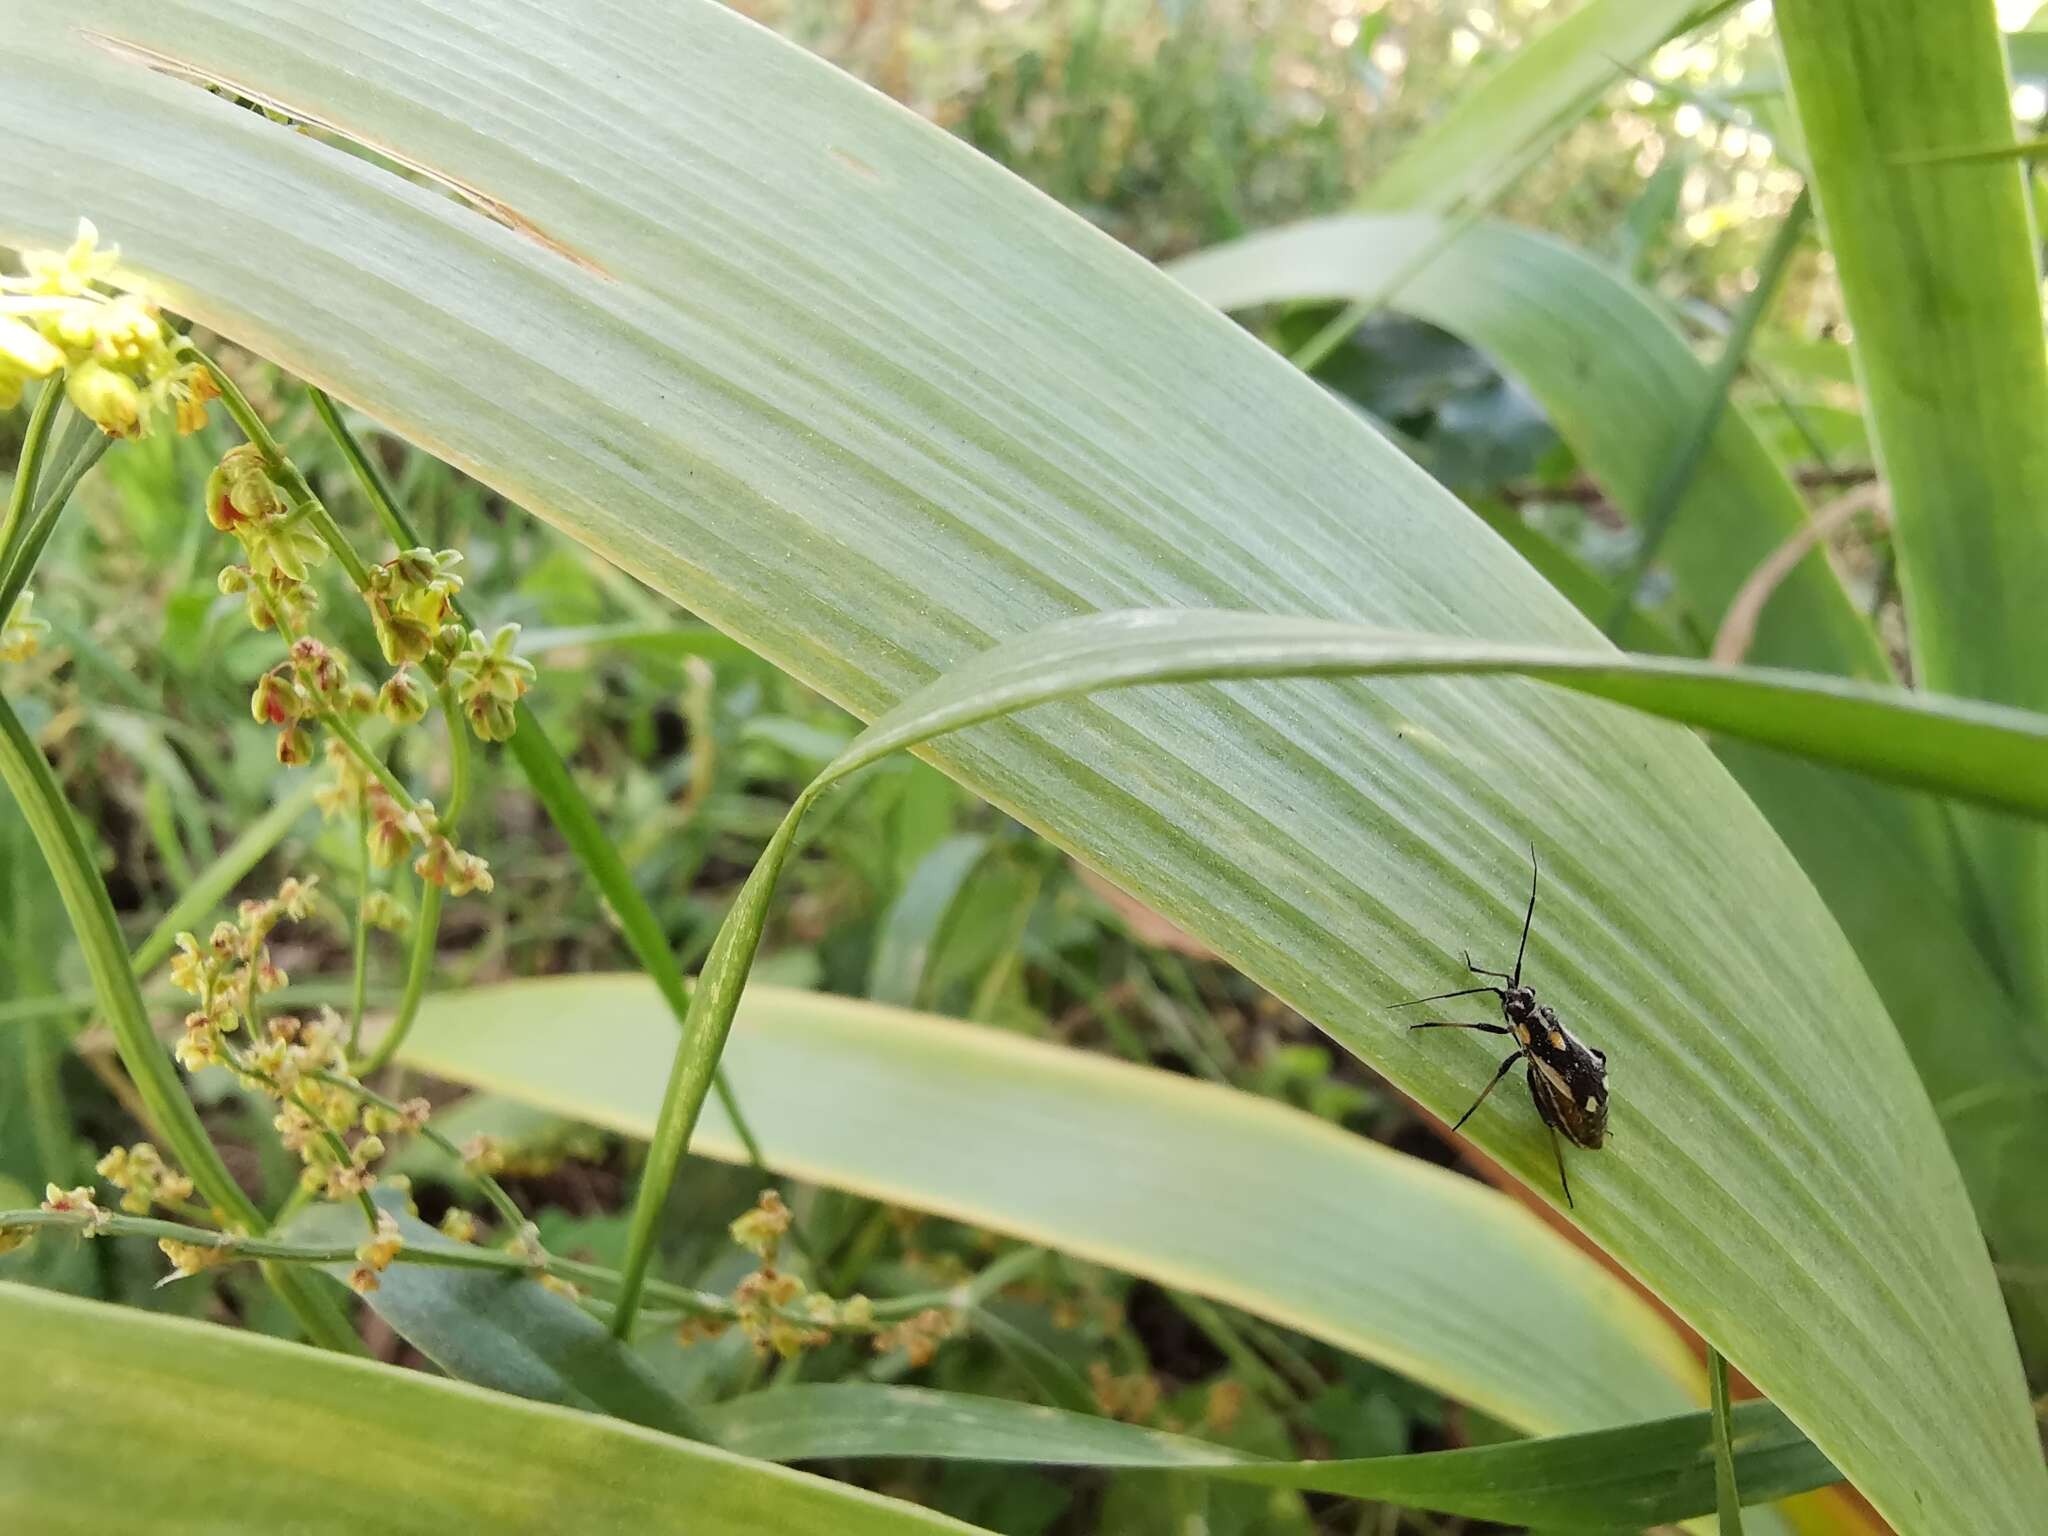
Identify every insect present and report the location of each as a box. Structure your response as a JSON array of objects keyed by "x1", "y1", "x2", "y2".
[{"x1": 1391, "y1": 848, "x2": 1607, "y2": 1207}]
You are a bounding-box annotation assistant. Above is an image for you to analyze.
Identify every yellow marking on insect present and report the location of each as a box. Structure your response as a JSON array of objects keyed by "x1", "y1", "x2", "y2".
[
  {"x1": 1583, "y1": 1094, "x2": 1600, "y2": 1113},
  {"x1": 1548, "y1": 1030, "x2": 1565, "y2": 1051}
]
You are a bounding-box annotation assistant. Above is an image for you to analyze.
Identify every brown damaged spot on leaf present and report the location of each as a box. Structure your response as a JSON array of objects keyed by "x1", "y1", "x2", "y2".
[
  {"x1": 827, "y1": 146, "x2": 882, "y2": 184},
  {"x1": 80, "y1": 29, "x2": 612, "y2": 280}
]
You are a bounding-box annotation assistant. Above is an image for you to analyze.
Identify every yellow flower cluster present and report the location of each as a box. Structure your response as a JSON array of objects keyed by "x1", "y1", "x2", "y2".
[
  {"x1": 348, "y1": 1211, "x2": 405, "y2": 1295},
  {"x1": 678, "y1": 1190, "x2": 898, "y2": 1362},
  {"x1": 165, "y1": 877, "x2": 420, "y2": 1205},
  {"x1": 94, "y1": 1142, "x2": 194, "y2": 1216},
  {"x1": 0, "y1": 220, "x2": 216, "y2": 436},
  {"x1": 159, "y1": 1238, "x2": 235, "y2": 1279}
]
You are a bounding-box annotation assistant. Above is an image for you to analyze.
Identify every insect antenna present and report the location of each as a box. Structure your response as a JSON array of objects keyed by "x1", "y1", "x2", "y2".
[
  {"x1": 1388, "y1": 984, "x2": 1504, "y2": 1010},
  {"x1": 1511, "y1": 846, "x2": 1539, "y2": 988},
  {"x1": 1462, "y1": 949, "x2": 1513, "y2": 982}
]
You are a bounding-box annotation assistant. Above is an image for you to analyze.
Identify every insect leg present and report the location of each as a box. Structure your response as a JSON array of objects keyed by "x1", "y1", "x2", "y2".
[
  {"x1": 1408, "y1": 1020, "x2": 1512, "y2": 1034},
  {"x1": 1511, "y1": 846, "x2": 1539, "y2": 987},
  {"x1": 1449, "y1": 1049, "x2": 1525, "y2": 1133},
  {"x1": 1546, "y1": 1118, "x2": 1574, "y2": 1209}
]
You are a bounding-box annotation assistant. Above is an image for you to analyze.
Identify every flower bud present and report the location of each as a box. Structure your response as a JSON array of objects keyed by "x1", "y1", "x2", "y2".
[
  {"x1": 89, "y1": 292, "x2": 163, "y2": 366},
  {"x1": 466, "y1": 693, "x2": 518, "y2": 742},
  {"x1": 0, "y1": 314, "x2": 64, "y2": 378},
  {"x1": 250, "y1": 671, "x2": 299, "y2": 727},
  {"x1": 377, "y1": 669, "x2": 430, "y2": 725},
  {"x1": 276, "y1": 723, "x2": 314, "y2": 767},
  {"x1": 367, "y1": 811, "x2": 414, "y2": 870},
  {"x1": 66, "y1": 359, "x2": 143, "y2": 438},
  {"x1": 221, "y1": 446, "x2": 286, "y2": 522},
  {"x1": 362, "y1": 890, "x2": 411, "y2": 933},
  {"x1": 370, "y1": 600, "x2": 434, "y2": 668},
  {"x1": 388, "y1": 548, "x2": 440, "y2": 588}
]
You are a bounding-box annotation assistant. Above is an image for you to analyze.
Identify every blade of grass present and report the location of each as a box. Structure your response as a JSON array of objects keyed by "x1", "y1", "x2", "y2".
[
  {"x1": 1776, "y1": 0, "x2": 2048, "y2": 1013},
  {"x1": 0, "y1": 1281, "x2": 990, "y2": 1535},
  {"x1": 404, "y1": 974, "x2": 1705, "y2": 1436},
  {"x1": 0, "y1": 377, "x2": 64, "y2": 571},
  {"x1": 704, "y1": 1383, "x2": 1833, "y2": 1531},
  {"x1": 1711, "y1": 1348, "x2": 1746, "y2": 1534},
  {"x1": 1298, "y1": 0, "x2": 1716, "y2": 371},
  {"x1": 867, "y1": 833, "x2": 994, "y2": 1007},
  {"x1": 304, "y1": 388, "x2": 779, "y2": 1189},
  {"x1": 821, "y1": 611, "x2": 2048, "y2": 821},
  {"x1": 599, "y1": 603, "x2": 2047, "y2": 1521},
  {"x1": 0, "y1": 401, "x2": 105, "y2": 621},
  {"x1": 1603, "y1": 190, "x2": 1812, "y2": 635},
  {"x1": 1360, "y1": 0, "x2": 1709, "y2": 215}
]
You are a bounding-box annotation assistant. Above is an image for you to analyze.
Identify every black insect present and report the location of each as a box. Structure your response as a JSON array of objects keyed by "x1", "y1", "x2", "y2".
[{"x1": 1392, "y1": 849, "x2": 1607, "y2": 1207}]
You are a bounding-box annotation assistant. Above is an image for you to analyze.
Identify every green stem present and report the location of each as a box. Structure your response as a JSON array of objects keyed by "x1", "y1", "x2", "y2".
[
  {"x1": 315, "y1": 696, "x2": 418, "y2": 814},
  {"x1": 1, "y1": 1206, "x2": 941, "y2": 1333},
  {"x1": 355, "y1": 881, "x2": 441, "y2": 1079},
  {"x1": 610, "y1": 806, "x2": 807, "y2": 1335},
  {"x1": 0, "y1": 977, "x2": 397, "y2": 1031},
  {"x1": 0, "y1": 374, "x2": 62, "y2": 573},
  {"x1": 0, "y1": 692, "x2": 257, "y2": 1226},
  {"x1": 217, "y1": 1033, "x2": 377, "y2": 1232},
  {"x1": 0, "y1": 405, "x2": 109, "y2": 621},
  {"x1": 438, "y1": 681, "x2": 472, "y2": 825},
  {"x1": 305, "y1": 1068, "x2": 527, "y2": 1236},
  {"x1": 189, "y1": 347, "x2": 370, "y2": 589},
  {"x1": 351, "y1": 685, "x2": 465, "y2": 1079},
  {"x1": 1603, "y1": 189, "x2": 1813, "y2": 635},
  {"x1": 305, "y1": 385, "x2": 786, "y2": 1229},
  {"x1": 347, "y1": 789, "x2": 372, "y2": 1058},
  {"x1": 1709, "y1": 1346, "x2": 1746, "y2": 1534}
]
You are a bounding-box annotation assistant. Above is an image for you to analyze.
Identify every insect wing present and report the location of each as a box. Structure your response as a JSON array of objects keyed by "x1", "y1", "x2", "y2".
[{"x1": 1528, "y1": 1055, "x2": 1606, "y2": 1149}]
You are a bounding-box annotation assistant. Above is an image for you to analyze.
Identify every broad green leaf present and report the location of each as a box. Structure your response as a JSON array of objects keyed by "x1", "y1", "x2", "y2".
[
  {"x1": 706, "y1": 1383, "x2": 1838, "y2": 1532},
  {"x1": 1777, "y1": 0, "x2": 2048, "y2": 1018},
  {"x1": 280, "y1": 1198, "x2": 710, "y2": 1441},
  {"x1": 401, "y1": 974, "x2": 1704, "y2": 1436},
  {"x1": 0, "y1": 1281, "x2": 985, "y2": 1535},
  {"x1": 5, "y1": 3, "x2": 2041, "y2": 1526},
  {"x1": 797, "y1": 610, "x2": 2048, "y2": 823},
  {"x1": 1166, "y1": 214, "x2": 2048, "y2": 1365},
  {"x1": 1361, "y1": 0, "x2": 1705, "y2": 214}
]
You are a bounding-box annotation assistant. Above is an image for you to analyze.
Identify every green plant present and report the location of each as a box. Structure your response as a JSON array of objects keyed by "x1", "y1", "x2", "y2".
[{"x1": 3, "y1": 2, "x2": 2046, "y2": 1533}]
